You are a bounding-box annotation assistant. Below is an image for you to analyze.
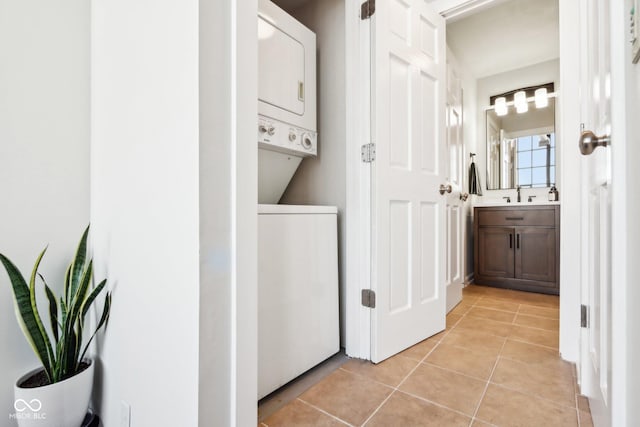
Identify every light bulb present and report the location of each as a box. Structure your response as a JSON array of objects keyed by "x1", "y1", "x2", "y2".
[
  {"x1": 514, "y1": 91, "x2": 528, "y2": 113},
  {"x1": 495, "y1": 97, "x2": 508, "y2": 116},
  {"x1": 535, "y1": 88, "x2": 548, "y2": 108}
]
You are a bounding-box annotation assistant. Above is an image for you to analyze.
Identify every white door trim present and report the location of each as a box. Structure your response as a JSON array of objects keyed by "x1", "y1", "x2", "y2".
[
  {"x1": 199, "y1": 0, "x2": 258, "y2": 425},
  {"x1": 607, "y1": 1, "x2": 630, "y2": 424},
  {"x1": 345, "y1": 0, "x2": 372, "y2": 359},
  {"x1": 557, "y1": 0, "x2": 582, "y2": 365}
]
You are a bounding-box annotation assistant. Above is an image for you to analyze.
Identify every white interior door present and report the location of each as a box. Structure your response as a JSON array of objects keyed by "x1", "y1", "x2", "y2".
[
  {"x1": 579, "y1": 0, "x2": 612, "y2": 425},
  {"x1": 445, "y1": 55, "x2": 465, "y2": 312},
  {"x1": 370, "y1": 0, "x2": 446, "y2": 363}
]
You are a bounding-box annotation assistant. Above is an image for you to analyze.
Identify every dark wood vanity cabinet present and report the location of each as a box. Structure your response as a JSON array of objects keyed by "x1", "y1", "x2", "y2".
[{"x1": 474, "y1": 205, "x2": 559, "y2": 295}]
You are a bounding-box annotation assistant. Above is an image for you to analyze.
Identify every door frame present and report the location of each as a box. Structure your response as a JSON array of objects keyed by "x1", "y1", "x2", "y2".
[
  {"x1": 562, "y1": 0, "x2": 631, "y2": 424},
  {"x1": 344, "y1": 0, "x2": 373, "y2": 359},
  {"x1": 596, "y1": 0, "x2": 631, "y2": 424},
  {"x1": 216, "y1": 0, "x2": 635, "y2": 423},
  {"x1": 345, "y1": 0, "x2": 581, "y2": 363}
]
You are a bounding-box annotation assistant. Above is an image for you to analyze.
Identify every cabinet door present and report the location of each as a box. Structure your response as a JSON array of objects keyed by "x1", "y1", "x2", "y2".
[
  {"x1": 515, "y1": 227, "x2": 556, "y2": 282},
  {"x1": 477, "y1": 227, "x2": 515, "y2": 278}
]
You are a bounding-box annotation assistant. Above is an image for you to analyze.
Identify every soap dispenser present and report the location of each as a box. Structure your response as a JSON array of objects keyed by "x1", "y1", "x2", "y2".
[{"x1": 548, "y1": 185, "x2": 558, "y2": 201}]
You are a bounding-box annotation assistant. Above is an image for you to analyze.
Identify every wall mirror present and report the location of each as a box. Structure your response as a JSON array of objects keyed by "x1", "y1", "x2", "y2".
[{"x1": 486, "y1": 85, "x2": 556, "y2": 190}]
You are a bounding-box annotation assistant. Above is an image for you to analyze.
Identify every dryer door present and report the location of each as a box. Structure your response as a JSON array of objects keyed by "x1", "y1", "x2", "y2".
[{"x1": 258, "y1": 16, "x2": 305, "y2": 116}]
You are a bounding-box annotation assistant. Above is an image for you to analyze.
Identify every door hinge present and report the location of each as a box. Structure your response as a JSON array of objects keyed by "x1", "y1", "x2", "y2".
[
  {"x1": 362, "y1": 289, "x2": 376, "y2": 308},
  {"x1": 361, "y1": 143, "x2": 376, "y2": 162},
  {"x1": 581, "y1": 304, "x2": 588, "y2": 328},
  {"x1": 361, "y1": 0, "x2": 376, "y2": 20}
]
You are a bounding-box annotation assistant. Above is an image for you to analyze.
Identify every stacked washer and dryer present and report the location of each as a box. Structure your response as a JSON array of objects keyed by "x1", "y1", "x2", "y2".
[{"x1": 257, "y1": 0, "x2": 339, "y2": 400}]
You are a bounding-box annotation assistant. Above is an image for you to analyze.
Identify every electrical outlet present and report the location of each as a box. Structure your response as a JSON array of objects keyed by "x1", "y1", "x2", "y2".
[{"x1": 120, "y1": 401, "x2": 131, "y2": 427}]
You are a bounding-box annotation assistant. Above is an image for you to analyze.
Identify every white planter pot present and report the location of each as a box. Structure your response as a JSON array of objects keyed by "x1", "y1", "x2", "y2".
[{"x1": 12, "y1": 360, "x2": 94, "y2": 427}]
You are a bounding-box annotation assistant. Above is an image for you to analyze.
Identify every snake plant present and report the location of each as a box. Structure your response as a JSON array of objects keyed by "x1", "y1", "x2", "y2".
[{"x1": 0, "y1": 226, "x2": 111, "y2": 385}]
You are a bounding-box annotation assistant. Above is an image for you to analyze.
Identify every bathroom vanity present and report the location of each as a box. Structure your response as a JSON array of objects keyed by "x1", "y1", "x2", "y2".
[{"x1": 474, "y1": 205, "x2": 560, "y2": 295}]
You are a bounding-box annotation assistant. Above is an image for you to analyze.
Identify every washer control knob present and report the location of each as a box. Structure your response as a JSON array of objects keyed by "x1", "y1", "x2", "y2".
[
  {"x1": 258, "y1": 124, "x2": 268, "y2": 133},
  {"x1": 289, "y1": 132, "x2": 297, "y2": 142},
  {"x1": 267, "y1": 126, "x2": 276, "y2": 136},
  {"x1": 301, "y1": 134, "x2": 313, "y2": 150}
]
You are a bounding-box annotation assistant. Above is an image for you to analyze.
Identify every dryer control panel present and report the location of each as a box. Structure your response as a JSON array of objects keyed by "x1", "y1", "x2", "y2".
[{"x1": 258, "y1": 115, "x2": 317, "y2": 157}]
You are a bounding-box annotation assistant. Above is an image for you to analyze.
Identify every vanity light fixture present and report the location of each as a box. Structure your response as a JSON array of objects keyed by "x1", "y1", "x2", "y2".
[
  {"x1": 495, "y1": 97, "x2": 508, "y2": 116},
  {"x1": 535, "y1": 87, "x2": 549, "y2": 108},
  {"x1": 514, "y1": 91, "x2": 528, "y2": 113}
]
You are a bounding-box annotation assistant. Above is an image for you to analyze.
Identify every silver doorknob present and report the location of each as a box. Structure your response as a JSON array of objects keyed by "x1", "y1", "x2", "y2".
[
  {"x1": 579, "y1": 130, "x2": 610, "y2": 155},
  {"x1": 460, "y1": 192, "x2": 469, "y2": 201},
  {"x1": 439, "y1": 184, "x2": 452, "y2": 195}
]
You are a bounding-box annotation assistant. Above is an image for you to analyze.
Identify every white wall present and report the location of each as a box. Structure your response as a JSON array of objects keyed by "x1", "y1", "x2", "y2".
[
  {"x1": 279, "y1": 0, "x2": 348, "y2": 345},
  {"x1": 475, "y1": 59, "x2": 560, "y2": 202},
  {"x1": 0, "y1": 1, "x2": 89, "y2": 424},
  {"x1": 458, "y1": 57, "x2": 478, "y2": 283},
  {"x1": 91, "y1": 1, "x2": 200, "y2": 425}
]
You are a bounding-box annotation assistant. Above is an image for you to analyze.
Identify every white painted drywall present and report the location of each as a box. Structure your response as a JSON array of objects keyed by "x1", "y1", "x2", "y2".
[
  {"x1": 278, "y1": 0, "x2": 348, "y2": 345},
  {"x1": 474, "y1": 59, "x2": 560, "y2": 203},
  {"x1": 0, "y1": 1, "x2": 90, "y2": 424},
  {"x1": 91, "y1": 1, "x2": 200, "y2": 425},
  {"x1": 455, "y1": 55, "x2": 478, "y2": 283}
]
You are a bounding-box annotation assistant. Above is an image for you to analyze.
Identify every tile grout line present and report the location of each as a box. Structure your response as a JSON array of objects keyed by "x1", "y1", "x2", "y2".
[
  {"x1": 296, "y1": 398, "x2": 355, "y2": 426},
  {"x1": 463, "y1": 312, "x2": 559, "y2": 332},
  {"x1": 358, "y1": 390, "x2": 396, "y2": 426},
  {"x1": 359, "y1": 303, "x2": 477, "y2": 426},
  {"x1": 485, "y1": 380, "x2": 579, "y2": 411},
  {"x1": 469, "y1": 336, "x2": 508, "y2": 425},
  {"x1": 357, "y1": 333, "x2": 448, "y2": 426},
  {"x1": 336, "y1": 367, "x2": 397, "y2": 391},
  {"x1": 265, "y1": 287, "x2": 564, "y2": 426},
  {"x1": 396, "y1": 388, "x2": 478, "y2": 420}
]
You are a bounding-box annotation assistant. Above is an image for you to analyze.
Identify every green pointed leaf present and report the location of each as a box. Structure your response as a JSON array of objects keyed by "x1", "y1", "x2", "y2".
[
  {"x1": 69, "y1": 226, "x2": 89, "y2": 302},
  {"x1": 63, "y1": 264, "x2": 72, "y2": 306},
  {"x1": 60, "y1": 296, "x2": 68, "y2": 326},
  {"x1": 28, "y1": 248, "x2": 55, "y2": 372},
  {"x1": 81, "y1": 279, "x2": 107, "y2": 320},
  {"x1": 68, "y1": 260, "x2": 93, "y2": 323},
  {"x1": 2, "y1": 225, "x2": 111, "y2": 385},
  {"x1": 79, "y1": 292, "x2": 111, "y2": 364},
  {"x1": 43, "y1": 281, "x2": 59, "y2": 344},
  {"x1": 0, "y1": 253, "x2": 53, "y2": 380}
]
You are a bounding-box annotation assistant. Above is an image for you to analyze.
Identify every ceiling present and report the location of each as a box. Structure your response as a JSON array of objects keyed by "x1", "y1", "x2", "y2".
[{"x1": 446, "y1": 0, "x2": 559, "y2": 78}]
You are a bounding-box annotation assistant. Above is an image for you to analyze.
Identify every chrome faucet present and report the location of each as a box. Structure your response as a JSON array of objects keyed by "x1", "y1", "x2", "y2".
[{"x1": 517, "y1": 186, "x2": 521, "y2": 203}]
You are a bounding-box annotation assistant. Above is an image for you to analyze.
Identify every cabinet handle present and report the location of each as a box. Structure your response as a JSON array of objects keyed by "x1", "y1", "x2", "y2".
[
  {"x1": 505, "y1": 217, "x2": 524, "y2": 220},
  {"x1": 516, "y1": 234, "x2": 520, "y2": 249},
  {"x1": 509, "y1": 233, "x2": 513, "y2": 249}
]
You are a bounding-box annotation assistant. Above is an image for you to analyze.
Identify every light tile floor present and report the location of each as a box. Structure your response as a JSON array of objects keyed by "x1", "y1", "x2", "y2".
[{"x1": 259, "y1": 285, "x2": 593, "y2": 427}]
